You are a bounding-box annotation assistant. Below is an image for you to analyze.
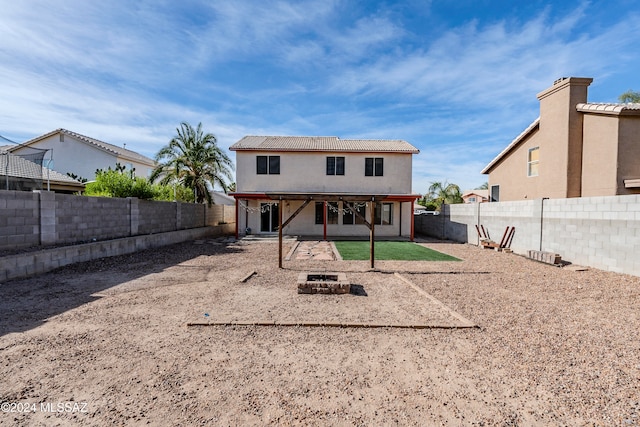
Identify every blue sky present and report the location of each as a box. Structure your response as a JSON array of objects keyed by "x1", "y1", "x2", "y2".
[{"x1": 1, "y1": 0, "x2": 639, "y2": 193}]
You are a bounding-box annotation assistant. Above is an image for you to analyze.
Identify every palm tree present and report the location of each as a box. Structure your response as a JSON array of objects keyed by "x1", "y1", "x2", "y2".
[
  {"x1": 426, "y1": 181, "x2": 463, "y2": 211},
  {"x1": 619, "y1": 90, "x2": 640, "y2": 103},
  {"x1": 476, "y1": 182, "x2": 489, "y2": 190},
  {"x1": 150, "y1": 122, "x2": 234, "y2": 205}
]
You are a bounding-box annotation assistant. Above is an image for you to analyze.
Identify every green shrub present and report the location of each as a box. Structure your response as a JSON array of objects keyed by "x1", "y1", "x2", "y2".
[{"x1": 84, "y1": 164, "x2": 197, "y2": 202}]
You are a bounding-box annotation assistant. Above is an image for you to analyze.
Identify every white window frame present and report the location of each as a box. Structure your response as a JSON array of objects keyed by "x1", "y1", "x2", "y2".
[{"x1": 528, "y1": 147, "x2": 539, "y2": 177}]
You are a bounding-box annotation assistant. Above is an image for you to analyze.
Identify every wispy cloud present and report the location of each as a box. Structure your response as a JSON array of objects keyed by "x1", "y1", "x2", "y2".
[{"x1": 1, "y1": 1, "x2": 639, "y2": 191}]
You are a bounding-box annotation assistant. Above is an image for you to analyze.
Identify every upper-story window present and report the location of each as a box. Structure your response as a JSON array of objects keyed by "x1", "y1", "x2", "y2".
[
  {"x1": 527, "y1": 147, "x2": 539, "y2": 177},
  {"x1": 257, "y1": 156, "x2": 280, "y2": 174},
  {"x1": 326, "y1": 157, "x2": 345, "y2": 175},
  {"x1": 365, "y1": 157, "x2": 384, "y2": 176}
]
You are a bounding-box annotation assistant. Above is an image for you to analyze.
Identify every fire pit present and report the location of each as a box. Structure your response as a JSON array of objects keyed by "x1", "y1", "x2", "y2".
[{"x1": 297, "y1": 272, "x2": 350, "y2": 294}]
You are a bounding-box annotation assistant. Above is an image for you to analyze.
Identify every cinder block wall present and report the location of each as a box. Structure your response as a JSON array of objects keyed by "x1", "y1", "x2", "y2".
[
  {"x1": 542, "y1": 196, "x2": 640, "y2": 274},
  {"x1": 0, "y1": 191, "x2": 40, "y2": 248},
  {"x1": 413, "y1": 214, "x2": 444, "y2": 239},
  {"x1": 414, "y1": 195, "x2": 640, "y2": 276},
  {"x1": 55, "y1": 194, "x2": 130, "y2": 243},
  {"x1": 138, "y1": 200, "x2": 176, "y2": 234},
  {"x1": 0, "y1": 190, "x2": 236, "y2": 251},
  {"x1": 206, "y1": 205, "x2": 228, "y2": 226},
  {"x1": 179, "y1": 202, "x2": 206, "y2": 229}
]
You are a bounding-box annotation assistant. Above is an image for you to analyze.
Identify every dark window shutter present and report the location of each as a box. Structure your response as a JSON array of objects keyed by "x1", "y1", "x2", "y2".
[
  {"x1": 374, "y1": 158, "x2": 384, "y2": 176},
  {"x1": 326, "y1": 157, "x2": 335, "y2": 175},
  {"x1": 336, "y1": 157, "x2": 345, "y2": 175},
  {"x1": 269, "y1": 156, "x2": 280, "y2": 174},
  {"x1": 365, "y1": 158, "x2": 374, "y2": 176},
  {"x1": 257, "y1": 156, "x2": 267, "y2": 174}
]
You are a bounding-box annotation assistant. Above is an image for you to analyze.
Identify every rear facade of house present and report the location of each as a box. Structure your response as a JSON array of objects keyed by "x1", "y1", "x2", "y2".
[{"x1": 230, "y1": 136, "x2": 420, "y2": 239}]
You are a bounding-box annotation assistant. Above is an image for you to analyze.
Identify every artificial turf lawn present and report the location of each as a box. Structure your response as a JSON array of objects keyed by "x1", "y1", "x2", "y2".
[{"x1": 334, "y1": 241, "x2": 461, "y2": 261}]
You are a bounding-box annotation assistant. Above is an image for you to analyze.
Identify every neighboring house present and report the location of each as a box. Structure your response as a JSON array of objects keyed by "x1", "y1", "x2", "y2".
[
  {"x1": 229, "y1": 136, "x2": 420, "y2": 239},
  {"x1": 210, "y1": 191, "x2": 235, "y2": 206},
  {"x1": 482, "y1": 77, "x2": 640, "y2": 201},
  {"x1": 0, "y1": 151, "x2": 85, "y2": 193},
  {"x1": 462, "y1": 189, "x2": 489, "y2": 203},
  {"x1": 8, "y1": 129, "x2": 156, "y2": 181}
]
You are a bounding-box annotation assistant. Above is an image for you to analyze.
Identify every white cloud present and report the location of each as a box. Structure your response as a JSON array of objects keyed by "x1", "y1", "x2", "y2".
[{"x1": 1, "y1": 0, "x2": 639, "y2": 193}]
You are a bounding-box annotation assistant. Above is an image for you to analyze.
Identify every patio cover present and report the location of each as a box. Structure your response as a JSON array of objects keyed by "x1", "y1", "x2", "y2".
[{"x1": 231, "y1": 192, "x2": 420, "y2": 268}]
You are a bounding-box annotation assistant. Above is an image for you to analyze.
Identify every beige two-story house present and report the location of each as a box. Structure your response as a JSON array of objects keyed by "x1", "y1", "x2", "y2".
[
  {"x1": 229, "y1": 136, "x2": 420, "y2": 239},
  {"x1": 482, "y1": 77, "x2": 640, "y2": 201}
]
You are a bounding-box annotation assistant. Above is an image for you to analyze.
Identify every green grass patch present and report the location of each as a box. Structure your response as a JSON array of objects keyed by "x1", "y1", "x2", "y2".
[{"x1": 334, "y1": 241, "x2": 460, "y2": 261}]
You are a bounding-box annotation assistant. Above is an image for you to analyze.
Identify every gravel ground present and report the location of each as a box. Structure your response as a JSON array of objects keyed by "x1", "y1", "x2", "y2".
[{"x1": 0, "y1": 237, "x2": 639, "y2": 426}]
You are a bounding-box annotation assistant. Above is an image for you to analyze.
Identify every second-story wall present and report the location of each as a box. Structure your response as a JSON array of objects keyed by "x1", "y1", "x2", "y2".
[{"x1": 236, "y1": 151, "x2": 414, "y2": 194}]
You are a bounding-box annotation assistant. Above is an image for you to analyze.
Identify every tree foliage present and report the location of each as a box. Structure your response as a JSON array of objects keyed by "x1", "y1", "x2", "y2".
[
  {"x1": 84, "y1": 163, "x2": 194, "y2": 201},
  {"x1": 150, "y1": 122, "x2": 234, "y2": 205},
  {"x1": 423, "y1": 181, "x2": 463, "y2": 211},
  {"x1": 85, "y1": 165, "x2": 155, "y2": 199},
  {"x1": 619, "y1": 90, "x2": 640, "y2": 103}
]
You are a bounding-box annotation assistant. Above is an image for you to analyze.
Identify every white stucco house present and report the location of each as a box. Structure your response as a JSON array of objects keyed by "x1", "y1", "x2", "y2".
[
  {"x1": 229, "y1": 136, "x2": 420, "y2": 240},
  {"x1": 9, "y1": 129, "x2": 156, "y2": 181}
]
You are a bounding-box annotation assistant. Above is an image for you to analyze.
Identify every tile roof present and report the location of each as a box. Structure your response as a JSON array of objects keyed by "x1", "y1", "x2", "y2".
[
  {"x1": 463, "y1": 189, "x2": 489, "y2": 198},
  {"x1": 0, "y1": 152, "x2": 85, "y2": 187},
  {"x1": 481, "y1": 118, "x2": 540, "y2": 174},
  {"x1": 15, "y1": 129, "x2": 156, "y2": 165},
  {"x1": 577, "y1": 102, "x2": 640, "y2": 116},
  {"x1": 229, "y1": 136, "x2": 419, "y2": 153}
]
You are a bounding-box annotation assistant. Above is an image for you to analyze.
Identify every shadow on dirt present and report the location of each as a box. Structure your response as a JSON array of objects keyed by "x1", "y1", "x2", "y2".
[{"x1": 0, "y1": 240, "x2": 245, "y2": 337}]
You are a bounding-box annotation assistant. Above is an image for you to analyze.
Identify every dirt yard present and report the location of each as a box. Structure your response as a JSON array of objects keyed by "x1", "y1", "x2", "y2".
[{"x1": 0, "y1": 237, "x2": 639, "y2": 426}]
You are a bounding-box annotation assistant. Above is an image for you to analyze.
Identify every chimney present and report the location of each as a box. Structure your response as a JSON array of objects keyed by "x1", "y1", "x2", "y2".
[{"x1": 536, "y1": 77, "x2": 593, "y2": 198}]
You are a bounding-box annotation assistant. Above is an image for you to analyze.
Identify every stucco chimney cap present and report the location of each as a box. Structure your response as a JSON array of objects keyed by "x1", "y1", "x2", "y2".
[{"x1": 537, "y1": 77, "x2": 593, "y2": 100}]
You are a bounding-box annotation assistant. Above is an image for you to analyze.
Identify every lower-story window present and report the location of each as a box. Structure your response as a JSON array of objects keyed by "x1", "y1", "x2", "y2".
[
  {"x1": 374, "y1": 203, "x2": 393, "y2": 225},
  {"x1": 343, "y1": 203, "x2": 354, "y2": 225},
  {"x1": 343, "y1": 201, "x2": 367, "y2": 225},
  {"x1": 490, "y1": 185, "x2": 500, "y2": 202},
  {"x1": 315, "y1": 202, "x2": 338, "y2": 224}
]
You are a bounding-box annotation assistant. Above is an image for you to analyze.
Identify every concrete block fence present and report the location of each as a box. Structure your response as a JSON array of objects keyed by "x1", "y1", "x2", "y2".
[
  {"x1": 0, "y1": 190, "x2": 236, "y2": 251},
  {"x1": 0, "y1": 227, "x2": 217, "y2": 282},
  {"x1": 415, "y1": 195, "x2": 640, "y2": 277}
]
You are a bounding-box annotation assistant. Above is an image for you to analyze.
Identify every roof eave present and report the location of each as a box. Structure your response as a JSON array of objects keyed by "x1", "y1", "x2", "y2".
[
  {"x1": 481, "y1": 118, "x2": 540, "y2": 174},
  {"x1": 230, "y1": 147, "x2": 419, "y2": 154}
]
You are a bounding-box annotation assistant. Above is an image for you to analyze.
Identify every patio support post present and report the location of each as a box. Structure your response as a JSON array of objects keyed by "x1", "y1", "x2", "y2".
[
  {"x1": 410, "y1": 199, "x2": 415, "y2": 241},
  {"x1": 323, "y1": 200, "x2": 327, "y2": 241},
  {"x1": 370, "y1": 200, "x2": 375, "y2": 269},
  {"x1": 235, "y1": 197, "x2": 239, "y2": 240},
  {"x1": 278, "y1": 198, "x2": 283, "y2": 269}
]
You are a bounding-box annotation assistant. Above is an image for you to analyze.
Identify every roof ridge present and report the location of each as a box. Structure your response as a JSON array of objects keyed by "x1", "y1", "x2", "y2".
[{"x1": 16, "y1": 129, "x2": 155, "y2": 165}]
